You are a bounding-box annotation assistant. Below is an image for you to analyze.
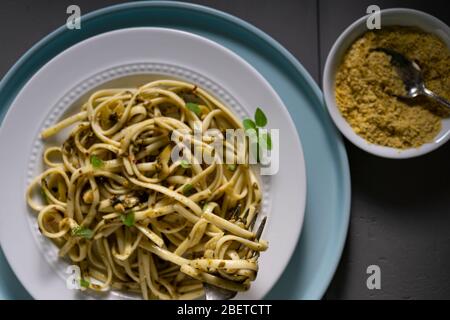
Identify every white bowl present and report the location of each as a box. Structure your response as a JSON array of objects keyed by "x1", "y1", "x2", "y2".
[{"x1": 323, "y1": 8, "x2": 450, "y2": 159}]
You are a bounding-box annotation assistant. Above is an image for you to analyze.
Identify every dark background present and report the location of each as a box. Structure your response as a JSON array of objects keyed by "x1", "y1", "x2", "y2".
[{"x1": 0, "y1": 0, "x2": 449, "y2": 299}]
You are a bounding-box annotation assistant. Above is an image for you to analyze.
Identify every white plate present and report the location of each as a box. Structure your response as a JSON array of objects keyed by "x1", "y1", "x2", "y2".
[{"x1": 0, "y1": 28, "x2": 306, "y2": 300}]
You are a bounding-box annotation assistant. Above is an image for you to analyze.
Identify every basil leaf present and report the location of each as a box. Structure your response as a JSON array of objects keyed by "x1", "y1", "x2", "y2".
[
  {"x1": 90, "y1": 155, "x2": 104, "y2": 169},
  {"x1": 80, "y1": 278, "x2": 90, "y2": 289},
  {"x1": 255, "y1": 108, "x2": 268, "y2": 127},
  {"x1": 243, "y1": 119, "x2": 256, "y2": 132},
  {"x1": 180, "y1": 160, "x2": 191, "y2": 168},
  {"x1": 259, "y1": 132, "x2": 272, "y2": 150},
  {"x1": 72, "y1": 226, "x2": 94, "y2": 239},
  {"x1": 246, "y1": 128, "x2": 260, "y2": 163},
  {"x1": 186, "y1": 102, "x2": 202, "y2": 116},
  {"x1": 121, "y1": 211, "x2": 135, "y2": 227}
]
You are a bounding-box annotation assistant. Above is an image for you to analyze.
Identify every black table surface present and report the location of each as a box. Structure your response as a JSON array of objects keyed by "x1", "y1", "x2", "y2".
[{"x1": 1, "y1": 0, "x2": 449, "y2": 299}]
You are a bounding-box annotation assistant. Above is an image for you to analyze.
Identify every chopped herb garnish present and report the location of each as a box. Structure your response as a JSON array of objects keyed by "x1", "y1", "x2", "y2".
[
  {"x1": 90, "y1": 155, "x2": 104, "y2": 169},
  {"x1": 79, "y1": 278, "x2": 90, "y2": 289},
  {"x1": 186, "y1": 102, "x2": 202, "y2": 117},
  {"x1": 243, "y1": 119, "x2": 257, "y2": 133},
  {"x1": 110, "y1": 195, "x2": 121, "y2": 207},
  {"x1": 72, "y1": 226, "x2": 94, "y2": 239},
  {"x1": 135, "y1": 190, "x2": 148, "y2": 203},
  {"x1": 41, "y1": 188, "x2": 48, "y2": 204},
  {"x1": 227, "y1": 164, "x2": 237, "y2": 172},
  {"x1": 180, "y1": 159, "x2": 191, "y2": 168},
  {"x1": 96, "y1": 176, "x2": 106, "y2": 184},
  {"x1": 108, "y1": 112, "x2": 118, "y2": 124},
  {"x1": 183, "y1": 183, "x2": 194, "y2": 196},
  {"x1": 121, "y1": 211, "x2": 135, "y2": 227},
  {"x1": 259, "y1": 132, "x2": 272, "y2": 150},
  {"x1": 255, "y1": 107, "x2": 268, "y2": 127}
]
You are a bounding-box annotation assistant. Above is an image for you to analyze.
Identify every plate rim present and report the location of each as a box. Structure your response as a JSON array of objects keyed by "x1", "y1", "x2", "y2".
[{"x1": 0, "y1": 1, "x2": 351, "y2": 300}]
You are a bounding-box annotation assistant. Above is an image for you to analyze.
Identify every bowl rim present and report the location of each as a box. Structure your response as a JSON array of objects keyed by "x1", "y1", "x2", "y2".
[{"x1": 323, "y1": 8, "x2": 450, "y2": 159}]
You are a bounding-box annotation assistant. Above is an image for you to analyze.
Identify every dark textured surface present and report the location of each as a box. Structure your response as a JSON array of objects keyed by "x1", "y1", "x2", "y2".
[
  {"x1": 319, "y1": 0, "x2": 450, "y2": 300},
  {"x1": 0, "y1": 0, "x2": 449, "y2": 299},
  {"x1": 0, "y1": 0, "x2": 320, "y2": 81}
]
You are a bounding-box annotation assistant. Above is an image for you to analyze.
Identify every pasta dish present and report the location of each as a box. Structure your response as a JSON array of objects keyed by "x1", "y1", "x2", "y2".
[{"x1": 26, "y1": 79, "x2": 268, "y2": 299}]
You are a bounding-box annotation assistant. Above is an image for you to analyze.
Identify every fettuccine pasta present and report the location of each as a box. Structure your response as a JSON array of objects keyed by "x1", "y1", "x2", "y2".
[{"x1": 26, "y1": 79, "x2": 268, "y2": 299}]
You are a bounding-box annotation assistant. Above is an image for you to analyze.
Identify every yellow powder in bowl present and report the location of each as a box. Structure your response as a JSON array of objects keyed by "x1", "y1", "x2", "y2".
[{"x1": 335, "y1": 26, "x2": 450, "y2": 149}]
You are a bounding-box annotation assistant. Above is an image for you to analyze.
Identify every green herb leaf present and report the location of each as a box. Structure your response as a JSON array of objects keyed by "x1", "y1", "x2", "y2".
[
  {"x1": 259, "y1": 132, "x2": 272, "y2": 150},
  {"x1": 121, "y1": 211, "x2": 135, "y2": 227},
  {"x1": 186, "y1": 102, "x2": 202, "y2": 117},
  {"x1": 72, "y1": 226, "x2": 94, "y2": 239},
  {"x1": 245, "y1": 126, "x2": 259, "y2": 144},
  {"x1": 244, "y1": 110, "x2": 269, "y2": 163},
  {"x1": 180, "y1": 159, "x2": 191, "y2": 169},
  {"x1": 243, "y1": 119, "x2": 257, "y2": 132},
  {"x1": 255, "y1": 108, "x2": 267, "y2": 127},
  {"x1": 79, "y1": 278, "x2": 90, "y2": 289},
  {"x1": 227, "y1": 164, "x2": 237, "y2": 172},
  {"x1": 183, "y1": 183, "x2": 194, "y2": 196},
  {"x1": 90, "y1": 155, "x2": 104, "y2": 169},
  {"x1": 246, "y1": 128, "x2": 260, "y2": 163}
]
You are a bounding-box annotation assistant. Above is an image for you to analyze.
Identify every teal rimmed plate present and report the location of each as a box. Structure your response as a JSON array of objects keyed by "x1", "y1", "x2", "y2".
[{"x1": 0, "y1": 1, "x2": 350, "y2": 300}]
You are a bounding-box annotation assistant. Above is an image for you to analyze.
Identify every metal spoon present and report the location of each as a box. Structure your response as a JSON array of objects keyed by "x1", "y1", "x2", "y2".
[{"x1": 373, "y1": 47, "x2": 450, "y2": 109}]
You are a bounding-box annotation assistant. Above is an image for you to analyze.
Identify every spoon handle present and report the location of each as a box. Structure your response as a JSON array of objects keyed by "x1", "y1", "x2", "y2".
[{"x1": 422, "y1": 87, "x2": 450, "y2": 109}]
